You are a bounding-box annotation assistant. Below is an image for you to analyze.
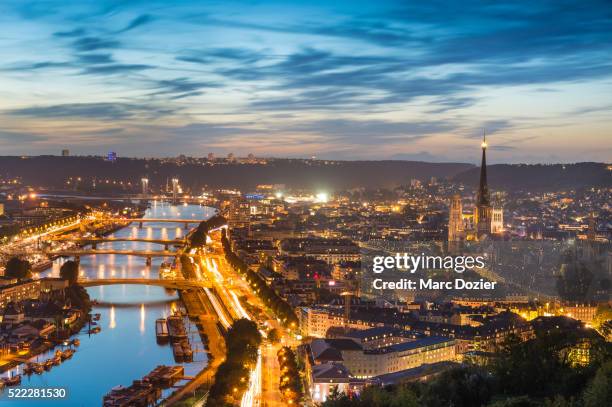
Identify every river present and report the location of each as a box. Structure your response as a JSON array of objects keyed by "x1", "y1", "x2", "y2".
[{"x1": 2, "y1": 202, "x2": 214, "y2": 406}]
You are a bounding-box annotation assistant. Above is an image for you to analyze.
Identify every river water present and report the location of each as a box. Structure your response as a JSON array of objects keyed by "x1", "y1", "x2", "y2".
[{"x1": 2, "y1": 202, "x2": 214, "y2": 406}]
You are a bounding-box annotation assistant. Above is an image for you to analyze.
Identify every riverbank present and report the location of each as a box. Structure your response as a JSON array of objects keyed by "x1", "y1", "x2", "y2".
[{"x1": 0, "y1": 287, "x2": 90, "y2": 374}]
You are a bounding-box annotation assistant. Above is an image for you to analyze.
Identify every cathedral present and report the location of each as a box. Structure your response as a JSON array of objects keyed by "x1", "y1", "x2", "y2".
[{"x1": 448, "y1": 135, "x2": 504, "y2": 243}]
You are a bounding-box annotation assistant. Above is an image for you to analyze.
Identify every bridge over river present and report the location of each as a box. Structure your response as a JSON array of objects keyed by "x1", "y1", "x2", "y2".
[{"x1": 79, "y1": 278, "x2": 212, "y2": 289}]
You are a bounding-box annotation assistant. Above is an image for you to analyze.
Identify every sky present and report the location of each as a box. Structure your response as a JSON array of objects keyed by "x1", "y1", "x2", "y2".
[{"x1": 0, "y1": 0, "x2": 611, "y2": 163}]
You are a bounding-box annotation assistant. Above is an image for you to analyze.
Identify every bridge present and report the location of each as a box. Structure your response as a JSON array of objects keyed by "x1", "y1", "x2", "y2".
[
  {"x1": 109, "y1": 218, "x2": 206, "y2": 229},
  {"x1": 51, "y1": 236, "x2": 186, "y2": 249},
  {"x1": 79, "y1": 278, "x2": 212, "y2": 289},
  {"x1": 48, "y1": 249, "x2": 177, "y2": 265}
]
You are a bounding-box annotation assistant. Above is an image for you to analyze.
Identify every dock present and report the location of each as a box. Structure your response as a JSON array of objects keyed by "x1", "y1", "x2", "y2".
[{"x1": 103, "y1": 365, "x2": 184, "y2": 407}]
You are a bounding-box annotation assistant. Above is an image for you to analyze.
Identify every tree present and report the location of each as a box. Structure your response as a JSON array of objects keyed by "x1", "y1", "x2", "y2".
[
  {"x1": 268, "y1": 328, "x2": 280, "y2": 343},
  {"x1": 60, "y1": 260, "x2": 79, "y2": 285},
  {"x1": 4, "y1": 257, "x2": 31, "y2": 280},
  {"x1": 420, "y1": 365, "x2": 494, "y2": 407},
  {"x1": 582, "y1": 360, "x2": 612, "y2": 407}
]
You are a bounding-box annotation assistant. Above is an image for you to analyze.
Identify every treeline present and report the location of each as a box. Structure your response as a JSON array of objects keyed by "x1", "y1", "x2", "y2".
[
  {"x1": 324, "y1": 331, "x2": 612, "y2": 407},
  {"x1": 179, "y1": 255, "x2": 197, "y2": 279},
  {"x1": 207, "y1": 318, "x2": 262, "y2": 406},
  {"x1": 278, "y1": 346, "x2": 304, "y2": 404},
  {"x1": 188, "y1": 214, "x2": 227, "y2": 248},
  {"x1": 221, "y1": 229, "x2": 299, "y2": 328}
]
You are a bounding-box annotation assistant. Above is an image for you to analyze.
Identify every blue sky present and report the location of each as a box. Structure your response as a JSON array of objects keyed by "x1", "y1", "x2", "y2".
[{"x1": 0, "y1": 0, "x2": 611, "y2": 163}]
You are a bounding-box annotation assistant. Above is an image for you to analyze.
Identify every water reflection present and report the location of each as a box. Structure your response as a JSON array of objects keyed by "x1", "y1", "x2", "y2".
[
  {"x1": 2, "y1": 203, "x2": 215, "y2": 406},
  {"x1": 109, "y1": 305, "x2": 116, "y2": 329}
]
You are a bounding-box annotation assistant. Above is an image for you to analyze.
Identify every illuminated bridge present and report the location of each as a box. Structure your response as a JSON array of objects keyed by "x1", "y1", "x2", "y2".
[
  {"x1": 51, "y1": 237, "x2": 186, "y2": 248},
  {"x1": 109, "y1": 218, "x2": 206, "y2": 228},
  {"x1": 79, "y1": 278, "x2": 212, "y2": 289},
  {"x1": 47, "y1": 249, "x2": 177, "y2": 265}
]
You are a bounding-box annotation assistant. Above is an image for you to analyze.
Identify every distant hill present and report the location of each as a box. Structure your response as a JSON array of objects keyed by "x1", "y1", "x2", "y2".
[
  {"x1": 452, "y1": 162, "x2": 611, "y2": 191},
  {"x1": 0, "y1": 156, "x2": 472, "y2": 191},
  {"x1": 0, "y1": 156, "x2": 608, "y2": 192}
]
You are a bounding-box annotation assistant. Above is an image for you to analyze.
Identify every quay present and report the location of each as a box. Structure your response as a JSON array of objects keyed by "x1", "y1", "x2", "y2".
[{"x1": 103, "y1": 365, "x2": 184, "y2": 407}]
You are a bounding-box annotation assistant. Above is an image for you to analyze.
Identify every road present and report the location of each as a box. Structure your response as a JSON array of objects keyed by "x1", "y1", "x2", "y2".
[{"x1": 196, "y1": 230, "x2": 287, "y2": 407}]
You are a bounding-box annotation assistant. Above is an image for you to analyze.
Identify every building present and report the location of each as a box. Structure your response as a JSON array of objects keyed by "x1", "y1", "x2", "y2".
[
  {"x1": 227, "y1": 196, "x2": 250, "y2": 232},
  {"x1": 61, "y1": 149, "x2": 69, "y2": 156},
  {"x1": 309, "y1": 363, "x2": 357, "y2": 404},
  {"x1": 448, "y1": 135, "x2": 504, "y2": 243},
  {"x1": 298, "y1": 306, "x2": 378, "y2": 337},
  {"x1": 308, "y1": 336, "x2": 457, "y2": 379},
  {"x1": 107, "y1": 151, "x2": 117, "y2": 162},
  {"x1": 0, "y1": 279, "x2": 42, "y2": 309},
  {"x1": 335, "y1": 327, "x2": 409, "y2": 350},
  {"x1": 280, "y1": 238, "x2": 361, "y2": 265}
]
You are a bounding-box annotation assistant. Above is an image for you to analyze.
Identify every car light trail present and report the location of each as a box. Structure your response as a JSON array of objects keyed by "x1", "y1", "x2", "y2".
[
  {"x1": 203, "y1": 287, "x2": 231, "y2": 329},
  {"x1": 241, "y1": 348, "x2": 262, "y2": 407}
]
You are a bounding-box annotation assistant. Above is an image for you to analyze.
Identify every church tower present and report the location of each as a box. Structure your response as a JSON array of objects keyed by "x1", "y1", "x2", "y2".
[
  {"x1": 448, "y1": 194, "x2": 463, "y2": 242},
  {"x1": 474, "y1": 132, "x2": 492, "y2": 239}
]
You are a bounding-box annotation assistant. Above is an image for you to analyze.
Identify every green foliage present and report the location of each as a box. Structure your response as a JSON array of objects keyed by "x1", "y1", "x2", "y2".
[
  {"x1": 278, "y1": 346, "x2": 304, "y2": 403},
  {"x1": 487, "y1": 396, "x2": 541, "y2": 407},
  {"x1": 268, "y1": 328, "x2": 280, "y2": 343},
  {"x1": 4, "y1": 256, "x2": 32, "y2": 280},
  {"x1": 491, "y1": 332, "x2": 607, "y2": 399},
  {"x1": 419, "y1": 365, "x2": 493, "y2": 407},
  {"x1": 206, "y1": 318, "x2": 262, "y2": 406},
  {"x1": 189, "y1": 215, "x2": 226, "y2": 248},
  {"x1": 60, "y1": 260, "x2": 79, "y2": 284},
  {"x1": 323, "y1": 332, "x2": 612, "y2": 407},
  {"x1": 221, "y1": 230, "x2": 298, "y2": 328},
  {"x1": 582, "y1": 360, "x2": 612, "y2": 407},
  {"x1": 324, "y1": 385, "x2": 419, "y2": 407},
  {"x1": 67, "y1": 284, "x2": 91, "y2": 315}
]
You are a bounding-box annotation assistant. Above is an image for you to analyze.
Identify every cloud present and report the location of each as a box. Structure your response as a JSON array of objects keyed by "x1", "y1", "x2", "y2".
[
  {"x1": 75, "y1": 53, "x2": 114, "y2": 64},
  {"x1": 149, "y1": 77, "x2": 220, "y2": 99},
  {"x1": 282, "y1": 118, "x2": 453, "y2": 146},
  {"x1": 71, "y1": 36, "x2": 120, "y2": 52},
  {"x1": 81, "y1": 63, "x2": 152, "y2": 75},
  {"x1": 53, "y1": 28, "x2": 86, "y2": 38},
  {"x1": 118, "y1": 14, "x2": 154, "y2": 33},
  {"x1": 0, "y1": 129, "x2": 48, "y2": 143},
  {"x1": 6, "y1": 103, "x2": 177, "y2": 121}
]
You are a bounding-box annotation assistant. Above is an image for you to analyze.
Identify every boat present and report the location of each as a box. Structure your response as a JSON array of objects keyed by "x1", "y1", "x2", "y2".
[
  {"x1": 61, "y1": 349, "x2": 75, "y2": 360},
  {"x1": 167, "y1": 316, "x2": 187, "y2": 339},
  {"x1": 52, "y1": 356, "x2": 62, "y2": 366},
  {"x1": 24, "y1": 363, "x2": 36, "y2": 375},
  {"x1": 181, "y1": 342, "x2": 193, "y2": 362},
  {"x1": 43, "y1": 359, "x2": 54, "y2": 371},
  {"x1": 3, "y1": 375, "x2": 21, "y2": 386},
  {"x1": 72, "y1": 338, "x2": 80, "y2": 347},
  {"x1": 34, "y1": 364, "x2": 44, "y2": 374},
  {"x1": 172, "y1": 343, "x2": 184, "y2": 361},
  {"x1": 89, "y1": 326, "x2": 101, "y2": 334},
  {"x1": 159, "y1": 262, "x2": 174, "y2": 279},
  {"x1": 93, "y1": 313, "x2": 101, "y2": 321},
  {"x1": 155, "y1": 319, "x2": 169, "y2": 343}
]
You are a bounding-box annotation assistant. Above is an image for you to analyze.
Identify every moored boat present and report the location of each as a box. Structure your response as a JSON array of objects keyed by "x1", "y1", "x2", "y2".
[{"x1": 155, "y1": 318, "x2": 169, "y2": 343}]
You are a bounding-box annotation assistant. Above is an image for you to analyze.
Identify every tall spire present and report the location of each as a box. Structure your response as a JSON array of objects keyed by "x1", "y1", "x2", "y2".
[{"x1": 477, "y1": 129, "x2": 489, "y2": 206}]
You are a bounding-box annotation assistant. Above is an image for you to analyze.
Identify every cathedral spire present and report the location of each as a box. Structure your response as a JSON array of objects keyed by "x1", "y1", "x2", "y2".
[{"x1": 477, "y1": 130, "x2": 490, "y2": 206}]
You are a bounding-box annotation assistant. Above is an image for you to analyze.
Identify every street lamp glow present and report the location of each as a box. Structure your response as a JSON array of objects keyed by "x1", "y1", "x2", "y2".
[{"x1": 315, "y1": 192, "x2": 328, "y2": 203}]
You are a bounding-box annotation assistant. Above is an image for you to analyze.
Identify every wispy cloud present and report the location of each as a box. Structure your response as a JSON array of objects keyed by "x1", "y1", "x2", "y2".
[{"x1": 0, "y1": 0, "x2": 610, "y2": 161}]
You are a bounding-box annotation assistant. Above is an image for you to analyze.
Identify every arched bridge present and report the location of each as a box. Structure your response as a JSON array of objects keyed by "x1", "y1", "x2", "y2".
[
  {"x1": 49, "y1": 249, "x2": 176, "y2": 258},
  {"x1": 108, "y1": 218, "x2": 205, "y2": 229},
  {"x1": 47, "y1": 249, "x2": 177, "y2": 265},
  {"x1": 79, "y1": 278, "x2": 212, "y2": 289},
  {"x1": 51, "y1": 237, "x2": 186, "y2": 248}
]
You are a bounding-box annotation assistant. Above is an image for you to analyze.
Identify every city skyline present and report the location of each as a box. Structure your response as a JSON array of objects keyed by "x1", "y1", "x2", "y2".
[{"x1": 1, "y1": 0, "x2": 611, "y2": 163}]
